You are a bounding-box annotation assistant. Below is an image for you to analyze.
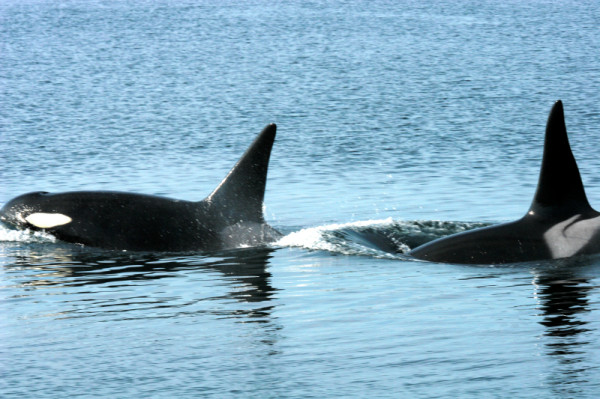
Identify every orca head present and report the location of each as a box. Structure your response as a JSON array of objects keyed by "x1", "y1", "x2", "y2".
[{"x1": 0, "y1": 191, "x2": 63, "y2": 229}]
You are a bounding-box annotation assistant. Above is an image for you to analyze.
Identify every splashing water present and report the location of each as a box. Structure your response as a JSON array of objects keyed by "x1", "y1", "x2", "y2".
[
  {"x1": 276, "y1": 218, "x2": 488, "y2": 258},
  {"x1": 0, "y1": 224, "x2": 56, "y2": 244}
]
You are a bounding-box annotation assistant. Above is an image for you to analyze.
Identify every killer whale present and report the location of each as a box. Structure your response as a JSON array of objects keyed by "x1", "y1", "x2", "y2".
[
  {"x1": 410, "y1": 100, "x2": 600, "y2": 264},
  {"x1": 0, "y1": 124, "x2": 282, "y2": 251}
]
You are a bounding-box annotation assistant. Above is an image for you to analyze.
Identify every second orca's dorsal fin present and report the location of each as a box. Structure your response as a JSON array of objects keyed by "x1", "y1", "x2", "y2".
[
  {"x1": 205, "y1": 124, "x2": 276, "y2": 222},
  {"x1": 528, "y1": 100, "x2": 592, "y2": 215}
]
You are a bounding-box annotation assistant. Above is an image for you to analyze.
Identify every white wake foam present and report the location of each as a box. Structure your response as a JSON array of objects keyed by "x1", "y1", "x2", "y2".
[
  {"x1": 0, "y1": 224, "x2": 56, "y2": 243},
  {"x1": 275, "y1": 218, "x2": 488, "y2": 258},
  {"x1": 276, "y1": 218, "x2": 404, "y2": 256}
]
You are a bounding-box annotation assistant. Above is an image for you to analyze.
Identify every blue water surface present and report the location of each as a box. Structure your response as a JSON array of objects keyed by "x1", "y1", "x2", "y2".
[{"x1": 1, "y1": 0, "x2": 600, "y2": 397}]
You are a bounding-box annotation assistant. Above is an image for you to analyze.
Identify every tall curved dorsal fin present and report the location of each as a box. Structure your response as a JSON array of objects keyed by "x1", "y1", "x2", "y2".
[
  {"x1": 528, "y1": 100, "x2": 592, "y2": 215},
  {"x1": 206, "y1": 124, "x2": 277, "y2": 222}
]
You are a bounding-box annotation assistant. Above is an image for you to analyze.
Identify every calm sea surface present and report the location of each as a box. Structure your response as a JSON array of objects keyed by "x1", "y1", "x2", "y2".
[{"x1": 1, "y1": 0, "x2": 600, "y2": 397}]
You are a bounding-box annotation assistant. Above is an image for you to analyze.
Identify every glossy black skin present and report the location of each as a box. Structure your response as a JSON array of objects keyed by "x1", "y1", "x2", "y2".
[
  {"x1": 0, "y1": 124, "x2": 281, "y2": 252},
  {"x1": 1, "y1": 191, "x2": 215, "y2": 251},
  {"x1": 410, "y1": 101, "x2": 600, "y2": 264},
  {"x1": 410, "y1": 209, "x2": 600, "y2": 264}
]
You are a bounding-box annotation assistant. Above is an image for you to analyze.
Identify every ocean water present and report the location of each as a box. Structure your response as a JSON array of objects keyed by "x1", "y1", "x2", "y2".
[{"x1": 1, "y1": 0, "x2": 600, "y2": 397}]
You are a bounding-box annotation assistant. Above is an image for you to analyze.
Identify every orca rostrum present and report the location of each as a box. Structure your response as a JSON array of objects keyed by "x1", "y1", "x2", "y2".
[
  {"x1": 0, "y1": 124, "x2": 282, "y2": 251},
  {"x1": 410, "y1": 101, "x2": 600, "y2": 264}
]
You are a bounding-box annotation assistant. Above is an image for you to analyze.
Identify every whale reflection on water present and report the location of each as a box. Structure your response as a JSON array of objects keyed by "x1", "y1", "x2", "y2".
[
  {"x1": 529, "y1": 257, "x2": 596, "y2": 395},
  {"x1": 3, "y1": 245, "x2": 279, "y2": 323}
]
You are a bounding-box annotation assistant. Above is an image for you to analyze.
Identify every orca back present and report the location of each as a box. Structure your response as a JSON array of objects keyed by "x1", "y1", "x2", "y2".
[{"x1": 410, "y1": 100, "x2": 600, "y2": 264}]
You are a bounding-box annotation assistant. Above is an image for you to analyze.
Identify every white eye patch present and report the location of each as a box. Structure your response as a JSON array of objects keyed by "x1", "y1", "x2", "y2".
[{"x1": 25, "y1": 213, "x2": 72, "y2": 229}]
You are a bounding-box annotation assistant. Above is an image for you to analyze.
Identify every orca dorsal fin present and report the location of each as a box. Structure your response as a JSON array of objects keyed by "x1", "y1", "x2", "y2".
[
  {"x1": 205, "y1": 124, "x2": 276, "y2": 222},
  {"x1": 528, "y1": 100, "x2": 592, "y2": 216}
]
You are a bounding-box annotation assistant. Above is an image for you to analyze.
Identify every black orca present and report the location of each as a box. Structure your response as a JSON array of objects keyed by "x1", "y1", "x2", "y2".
[
  {"x1": 0, "y1": 124, "x2": 282, "y2": 251},
  {"x1": 410, "y1": 101, "x2": 600, "y2": 264}
]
